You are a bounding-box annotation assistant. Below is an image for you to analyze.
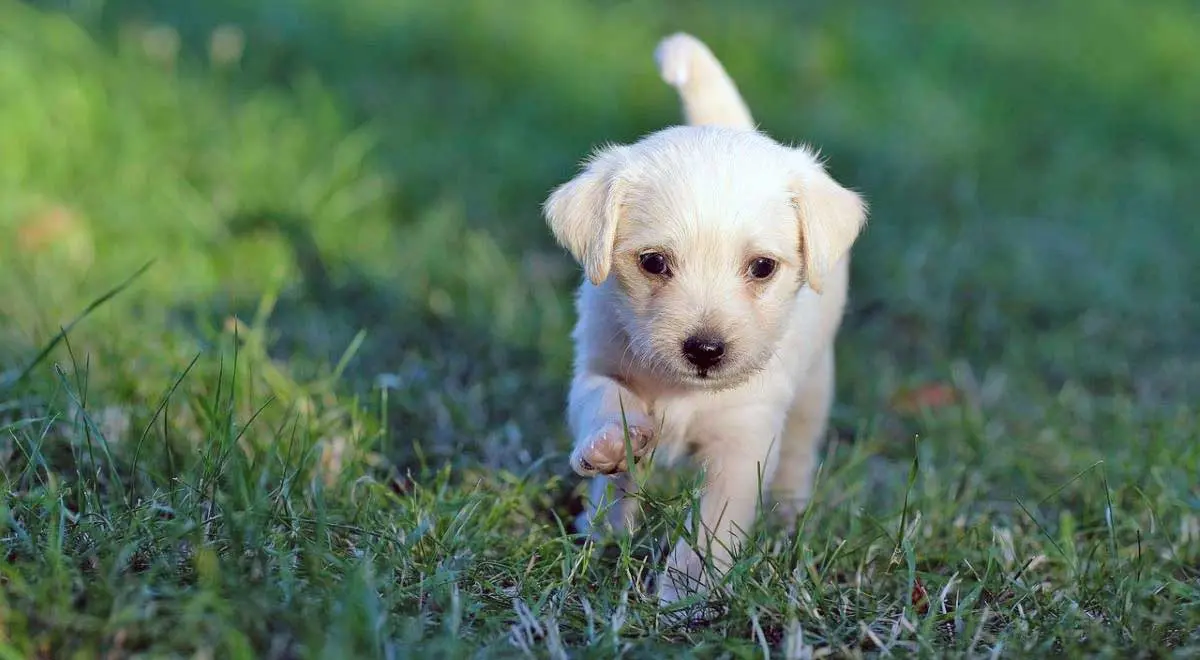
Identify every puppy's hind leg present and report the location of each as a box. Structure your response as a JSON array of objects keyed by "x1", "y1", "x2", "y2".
[{"x1": 654, "y1": 32, "x2": 755, "y2": 130}]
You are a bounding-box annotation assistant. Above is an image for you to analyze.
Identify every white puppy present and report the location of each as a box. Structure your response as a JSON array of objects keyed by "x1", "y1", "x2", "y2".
[{"x1": 543, "y1": 33, "x2": 867, "y2": 603}]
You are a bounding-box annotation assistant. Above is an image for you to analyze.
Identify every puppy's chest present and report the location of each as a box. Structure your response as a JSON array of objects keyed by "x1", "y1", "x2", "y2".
[
  {"x1": 639, "y1": 375, "x2": 798, "y2": 465},
  {"x1": 650, "y1": 400, "x2": 695, "y2": 459},
  {"x1": 645, "y1": 395, "x2": 727, "y2": 463}
]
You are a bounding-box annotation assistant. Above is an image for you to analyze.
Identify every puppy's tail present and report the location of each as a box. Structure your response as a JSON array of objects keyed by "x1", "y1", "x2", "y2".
[{"x1": 654, "y1": 32, "x2": 754, "y2": 130}]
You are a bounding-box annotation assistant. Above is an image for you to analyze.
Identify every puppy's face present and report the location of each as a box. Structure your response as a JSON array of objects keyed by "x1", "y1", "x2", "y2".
[
  {"x1": 607, "y1": 162, "x2": 802, "y2": 389},
  {"x1": 545, "y1": 127, "x2": 865, "y2": 390}
]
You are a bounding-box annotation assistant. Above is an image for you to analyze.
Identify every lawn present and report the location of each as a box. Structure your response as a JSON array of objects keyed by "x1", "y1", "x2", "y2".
[{"x1": 1, "y1": 0, "x2": 1198, "y2": 656}]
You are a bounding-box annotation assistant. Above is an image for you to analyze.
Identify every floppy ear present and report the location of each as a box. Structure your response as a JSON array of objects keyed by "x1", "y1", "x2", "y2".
[
  {"x1": 543, "y1": 146, "x2": 630, "y2": 285},
  {"x1": 790, "y1": 156, "x2": 867, "y2": 293}
]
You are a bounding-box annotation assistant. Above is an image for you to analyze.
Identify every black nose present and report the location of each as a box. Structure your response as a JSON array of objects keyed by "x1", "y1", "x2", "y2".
[{"x1": 682, "y1": 335, "x2": 726, "y2": 369}]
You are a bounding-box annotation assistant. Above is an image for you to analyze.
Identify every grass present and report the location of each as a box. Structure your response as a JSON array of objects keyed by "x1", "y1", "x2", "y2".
[{"x1": 1, "y1": 0, "x2": 1198, "y2": 656}]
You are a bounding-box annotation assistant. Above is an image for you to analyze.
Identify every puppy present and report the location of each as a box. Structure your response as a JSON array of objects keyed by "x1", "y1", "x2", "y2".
[{"x1": 543, "y1": 33, "x2": 867, "y2": 604}]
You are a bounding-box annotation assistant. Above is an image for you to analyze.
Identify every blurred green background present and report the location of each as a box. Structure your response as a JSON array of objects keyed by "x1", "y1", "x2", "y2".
[
  {"x1": 5, "y1": 0, "x2": 1198, "y2": 467},
  {"x1": 1, "y1": 0, "x2": 1198, "y2": 655}
]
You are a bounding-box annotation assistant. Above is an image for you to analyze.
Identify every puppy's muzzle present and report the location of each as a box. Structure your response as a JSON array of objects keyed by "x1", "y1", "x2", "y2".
[{"x1": 682, "y1": 334, "x2": 726, "y2": 370}]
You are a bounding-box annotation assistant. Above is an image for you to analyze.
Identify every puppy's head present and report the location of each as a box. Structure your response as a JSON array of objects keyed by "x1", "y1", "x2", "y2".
[{"x1": 544, "y1": 126, "x2": 865, "y2": 390}]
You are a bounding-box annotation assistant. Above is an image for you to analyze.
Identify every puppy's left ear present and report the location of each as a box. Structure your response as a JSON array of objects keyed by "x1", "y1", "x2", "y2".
[
  {"x1": 543, "y1": 146, "x2": 631, "y2": 285},
  {"x1": 789, "y1": 153, "x2": 867, "y2": 293}
]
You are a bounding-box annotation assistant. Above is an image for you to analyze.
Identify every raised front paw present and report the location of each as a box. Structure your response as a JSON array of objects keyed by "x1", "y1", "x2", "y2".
[{"x1": 570, "y1": 419, "x2": 654, "y2": 477}]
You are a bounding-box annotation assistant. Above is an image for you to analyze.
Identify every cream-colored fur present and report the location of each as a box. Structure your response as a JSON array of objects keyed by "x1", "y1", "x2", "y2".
[{"x1": 543, "y1": 33, "x2": 867, "y2": 605}]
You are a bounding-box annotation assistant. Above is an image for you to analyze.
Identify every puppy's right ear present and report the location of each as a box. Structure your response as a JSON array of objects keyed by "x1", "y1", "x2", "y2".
[{"x1": 543, "y1": 146, "x2": 630, "y2": 285}]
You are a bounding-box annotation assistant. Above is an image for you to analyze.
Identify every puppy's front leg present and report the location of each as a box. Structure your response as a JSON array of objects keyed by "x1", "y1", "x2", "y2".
[
  {"x1": 568, "y1": 372, "x2": 654, "y2": 534},
  {"x1": 568, "y1": 372, "x2": 655, "y2": 476},
  {"x1": 660, "y1": 411, "x2": 781, "y2": 604},
  {"x1": 772, "y1": 349, "x2": 835, "y2": 528},
  {"x1": 576, "y1": 474, "x2": 640, "y2": 538}
]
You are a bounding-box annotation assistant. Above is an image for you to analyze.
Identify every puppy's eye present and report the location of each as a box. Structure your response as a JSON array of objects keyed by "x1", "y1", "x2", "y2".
[
  {"x1": 639, "y1": 252, "x2": 670, "y2": 276},
  {"x1": 748, "y1": 257, "x2": 778, "y2": 280}
]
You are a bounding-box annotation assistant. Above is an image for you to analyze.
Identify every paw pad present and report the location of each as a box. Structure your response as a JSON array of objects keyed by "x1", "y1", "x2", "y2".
[{"x1": 571, "y1": 422, "x2": 653, "y2": 476}]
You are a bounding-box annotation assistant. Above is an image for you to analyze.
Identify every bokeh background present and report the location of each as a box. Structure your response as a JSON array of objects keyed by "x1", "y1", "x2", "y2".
[
  {"x1": 6, "y1": 0, "x2": 1197, "y2": 468},
  {"x1": 1, "y1": 0, "x2": 1197, "y2": 655}
]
